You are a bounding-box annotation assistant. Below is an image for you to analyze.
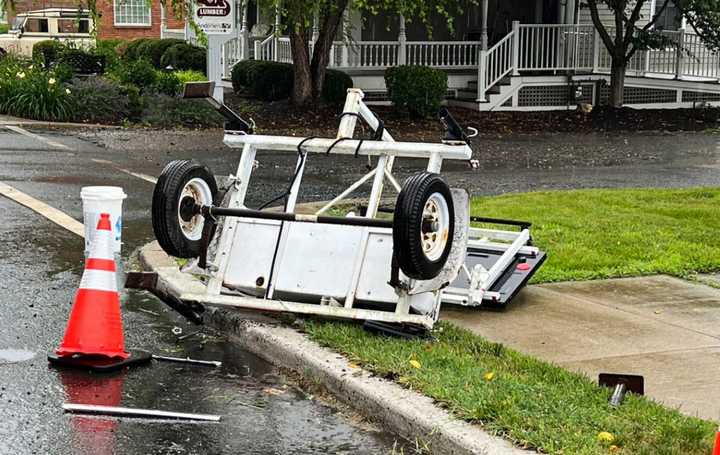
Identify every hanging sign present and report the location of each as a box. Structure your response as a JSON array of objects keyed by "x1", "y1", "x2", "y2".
[{"x1": 193, "y1": 0, "x2": 234, "y2": 35}]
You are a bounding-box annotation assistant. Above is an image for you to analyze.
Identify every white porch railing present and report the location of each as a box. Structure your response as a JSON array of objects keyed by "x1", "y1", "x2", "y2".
[
  {"x1": 252, "y1": 39, "x2": 479, "y2": 70},
  {"x1": 478, "y1": 32, "x2": 514, "y2": 102},
  {"x1": 405, "y1": 41, "x2": 479, "y2": 68},
  {"x1": 477, "y1": 21, "x2": 720, "y2": 101}
]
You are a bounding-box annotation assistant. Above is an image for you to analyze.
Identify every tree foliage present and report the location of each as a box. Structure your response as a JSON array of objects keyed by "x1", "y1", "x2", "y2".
[
  {"x1": 587, "y1": 0, "x2": 720, "y2": 107},
  {"x1": 679, "y1": 0, "x2": 720, "y2": 51},
  {"x1": 257, "y1": 0, "x2": 474, "y2": 105}
]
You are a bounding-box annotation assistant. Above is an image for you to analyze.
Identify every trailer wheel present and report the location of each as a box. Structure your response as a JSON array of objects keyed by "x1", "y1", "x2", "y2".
[
  {"x1": 393, "y1": 172, "x2": 454, "y2": 280},
  {"x1": 152, "y1": 160, "x2": 217, "y2": 258}
]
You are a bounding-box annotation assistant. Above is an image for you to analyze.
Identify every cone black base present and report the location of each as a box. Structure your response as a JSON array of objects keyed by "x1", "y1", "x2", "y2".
[{"x1": 48, "y1": 349, "x2": 152, "y2": 372}]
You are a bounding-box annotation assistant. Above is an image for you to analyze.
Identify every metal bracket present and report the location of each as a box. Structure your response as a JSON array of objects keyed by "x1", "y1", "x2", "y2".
[{"x1": 125, "y1": 272, "x2": 205, "y2": 324}]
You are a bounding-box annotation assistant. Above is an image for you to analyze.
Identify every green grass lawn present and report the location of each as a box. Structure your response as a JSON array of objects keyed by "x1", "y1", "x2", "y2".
[
  {"x1": 306, "y1": 188, "x2": 720, "y2": 454},
  {"x1": 473, "y1": 187, "x2": 720, "y2": 283},
  {"x1": 308, "y1": 321, "x2": 714, "y2": 455},
  {"x1": 0, "y1": 24, "x2": 8, "y2": 34}
]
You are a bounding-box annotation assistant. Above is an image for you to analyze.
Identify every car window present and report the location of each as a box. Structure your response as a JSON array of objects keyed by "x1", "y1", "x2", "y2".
[
  {"x1": 24, "y1": 18, "x2": 49, "y2": 33},
  {"x1": 11, "y1": 17, "x2": 25, "y2": 31},
  {"x1": 58, "y1": 19, "x2": 90, "y2": 33}
]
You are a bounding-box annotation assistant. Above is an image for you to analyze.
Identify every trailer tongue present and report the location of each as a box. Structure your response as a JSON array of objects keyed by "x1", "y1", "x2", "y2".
[{"x1": 129, "y1": 84, "x2": 546, "y2": 334}]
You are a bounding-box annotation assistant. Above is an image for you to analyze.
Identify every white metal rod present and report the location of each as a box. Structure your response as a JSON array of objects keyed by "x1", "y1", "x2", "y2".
[
  {"x1": 482, "y1": 229, "x2": 530, "y2": 290},
  {"x1": 181, "y1": 291, "x2": 434, "y2": 329},
  {"x1": 63, "y1": 404, "x2": 222, "y2": 422},
  {"x1": 357, "y1": 99, "x2": 397, "y2": 217},
  {"x1": 315, "y1": 169, "x2": 377, "y2": 215},
  {"x1": 383, "y1": 168, "x2": 402, "y2": 192},
  {"x1": 285, "y1": 153, "x2": 305, "y2": 212},
  {"x1": 152, "y1": 355, "x2": 222, "y2": 367},
  {"x1": 223, "y1": 135, "x2": 472, "y2": 161}
]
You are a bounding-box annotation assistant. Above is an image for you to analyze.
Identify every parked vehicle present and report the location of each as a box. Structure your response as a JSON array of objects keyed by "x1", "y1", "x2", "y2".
[{"x1": 0, "y1": 8, "x2": 94, "y2": 57}]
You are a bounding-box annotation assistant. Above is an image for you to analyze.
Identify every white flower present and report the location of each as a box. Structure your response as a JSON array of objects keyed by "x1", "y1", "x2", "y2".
[
  {"x1": 16, "y1": 72, "x2": 25, "y2": 79},
  {"x1": 65, "y1": 88, "x2": 71, "y2": 95},
  {"x1": 48, "y1": 78, "x2": 56, "y2": 85}
]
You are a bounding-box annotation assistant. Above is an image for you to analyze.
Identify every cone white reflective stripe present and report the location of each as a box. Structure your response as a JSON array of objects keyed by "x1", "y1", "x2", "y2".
[
  {"x1": 88, "y1": 227, "x2": 114, "y2": 261},
  {"x1": 79, "y1": 269, "x2": 118, "y2": 293}
]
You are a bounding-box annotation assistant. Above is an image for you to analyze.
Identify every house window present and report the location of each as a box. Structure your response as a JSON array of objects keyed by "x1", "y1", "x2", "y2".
[
  {"x1": 114, "y1": 0, "x2": 151, "y2": 26},
  {"x1": 654, "y1": 1, "x2": 681, "y2": 30}
]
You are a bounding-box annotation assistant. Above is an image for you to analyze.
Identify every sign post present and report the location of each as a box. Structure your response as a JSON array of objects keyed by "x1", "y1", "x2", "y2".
[{"x1": 192, "y1": 0, "x2": 235, "y2": 102}]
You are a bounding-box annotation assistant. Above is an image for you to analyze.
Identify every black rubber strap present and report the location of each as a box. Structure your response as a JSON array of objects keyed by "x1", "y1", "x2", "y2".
[{"x1": 372, "y1": 119, "x2": 384, "y2": 140}]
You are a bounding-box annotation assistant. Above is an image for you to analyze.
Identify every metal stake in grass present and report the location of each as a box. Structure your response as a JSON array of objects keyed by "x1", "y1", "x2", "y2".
[{"x1": 599, "y1": 373, "x2": 644, "y2": 407}]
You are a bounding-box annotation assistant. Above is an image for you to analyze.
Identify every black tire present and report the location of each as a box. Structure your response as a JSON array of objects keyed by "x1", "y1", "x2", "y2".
[
  {"x1": 152, "y1": 160, "x2": 217, "y2": 258},
  {"x1": 393, "y1": 172, "x2": 455, "y2": 280}
]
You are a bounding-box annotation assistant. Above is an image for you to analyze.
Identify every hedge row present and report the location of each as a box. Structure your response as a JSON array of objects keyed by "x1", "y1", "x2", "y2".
[
  {"x1": 121, "y1": 38, "x2": 206, "y2": 73},
  {"x1": 230, "y1": 60, "x2": 353, "y2": 104}
]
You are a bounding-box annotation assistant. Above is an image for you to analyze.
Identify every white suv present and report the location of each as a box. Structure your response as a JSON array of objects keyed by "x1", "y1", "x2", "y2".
[{"x1": 0, "y1": 8, "x2": 94, "y2": 57}]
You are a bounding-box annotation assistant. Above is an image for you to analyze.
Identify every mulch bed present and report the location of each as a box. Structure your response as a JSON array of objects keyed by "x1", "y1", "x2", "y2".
[{"x1": 225, "y1": 93, "x2": 720, "y2": 142}]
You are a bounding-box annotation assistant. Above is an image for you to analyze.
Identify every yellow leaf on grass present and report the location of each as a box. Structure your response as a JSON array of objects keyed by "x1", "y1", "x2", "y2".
[
  {"x1": 597, "y1": 431, "x2": 615, "y2": 443},
  {"x1": 409, "y1": 359, "x2": 421, "y2": 369},
  {"x1": 484, "y1": 372, "x2": 495, "y2": 381},
  {"x1": 348, "y1": 362, "x2": 361, "y2": 369}
]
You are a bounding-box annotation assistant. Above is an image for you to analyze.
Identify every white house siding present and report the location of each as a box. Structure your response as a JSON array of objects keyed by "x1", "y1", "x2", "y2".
[{"x1": 578, "y1": 0, "x2": 655, "y2": 28}]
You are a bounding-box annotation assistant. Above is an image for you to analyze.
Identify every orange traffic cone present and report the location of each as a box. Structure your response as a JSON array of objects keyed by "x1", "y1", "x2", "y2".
[
  {"x1": 713, "y1": 426, "x2": 720, "y2": 455},
  {"x1": 49, "y1": 213, "x2": 150, "y2": 371}
]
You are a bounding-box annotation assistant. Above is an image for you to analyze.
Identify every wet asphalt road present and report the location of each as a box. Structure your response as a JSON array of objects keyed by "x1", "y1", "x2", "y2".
[
  {"x1": 0, "y1": 128, "x2": 399, "y2": 455},
  {"x1": 1, "y1": 125, "x2": 720, "y2": 455}
]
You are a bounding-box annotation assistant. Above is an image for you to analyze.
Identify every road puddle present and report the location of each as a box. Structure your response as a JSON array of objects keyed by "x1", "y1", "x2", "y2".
[{"x1": 0, "y1": 348, "x2": 35, "y2": 363}]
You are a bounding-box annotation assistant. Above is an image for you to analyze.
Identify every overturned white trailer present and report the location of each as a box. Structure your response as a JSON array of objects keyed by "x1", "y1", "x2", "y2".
[{"x1": 129, "y1": 86, "x2": 545, "y2": 335}]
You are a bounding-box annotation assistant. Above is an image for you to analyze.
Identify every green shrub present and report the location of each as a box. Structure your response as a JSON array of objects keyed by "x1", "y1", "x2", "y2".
[
  {"x1": 0, "y1": 66, "x2": 76, "y2": 121},
  {"x1": 109, "y1": 58, "x2": 157, "y2": 90},
  {"x1": 68, "y1": 77, "x2": 133, "y2": 124},
  {"x1": 146, "y1": 38, "x2": 185, "y2": 68},
  {"x1": 94, "y1": 39, "x2": 125, "y2": 70},
  {"x1": 123, "y1": 38, "x2": 153, "y2": 61},
  {"x1": 230, "y1": 59, "x2": 264, "y2": 92},
  {"x1": 59, "y1": 48, "x2": 105, "y2": 74},
  {"x1": 160, "y1": 43, "x2": 206, "y2": 73},
  {"x1": 174, "y1": 69, "x2": 206, "y2": 84},
  {"x1": 322, "y1": 69, "x2": 353, "y2": 104},
  {"x1": 154, "y1": 70, "x2": 182, "y2": 96},
  {"x1": 32, "y1": 40, "x2": 66, "y2": 67},
  {"x1": 384, "y1": 65, "x2": 447, "y2": 118},
  {"x1": 141, "y1": 94, "x2": 221, "y2": 128}
]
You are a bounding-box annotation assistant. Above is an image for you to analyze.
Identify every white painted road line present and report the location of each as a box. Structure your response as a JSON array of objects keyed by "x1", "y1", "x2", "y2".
[
  {"x1": 91, "y1": 158, "x2": 157, "y2": 184},
  {"x1": 4, "y1": 125, "x2": 71, "y2": 150},
  {"x1": 0, "y1": 182, "x2": 84, "y2": 238}
]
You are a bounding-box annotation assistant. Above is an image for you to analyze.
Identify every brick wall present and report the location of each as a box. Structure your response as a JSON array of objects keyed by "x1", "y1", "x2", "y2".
[{"x1": 97, "y1": 3, "x2": 185, "y2": 40}]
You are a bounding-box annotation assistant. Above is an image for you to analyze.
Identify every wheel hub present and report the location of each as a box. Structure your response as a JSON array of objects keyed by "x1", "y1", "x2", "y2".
[{"x1": 420, "y1": 193, "x2": 450, "y2": 262}]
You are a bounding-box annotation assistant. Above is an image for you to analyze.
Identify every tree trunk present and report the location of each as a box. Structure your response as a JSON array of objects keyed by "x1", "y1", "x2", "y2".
[
  {"x1": 289, "y1": 29, "x2": 312, "y2": 106},
  {"x1": 609, "y1": 60, "x2": 626, "y2": 107},
  {"x1": 309, "y1": 0, "x2": 349, "y2": 102}
]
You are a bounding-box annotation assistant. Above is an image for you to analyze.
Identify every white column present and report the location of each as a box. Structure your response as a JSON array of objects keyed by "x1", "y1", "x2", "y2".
[
  {"x1": 480, "y1": 0, "x2": 488, "y2": 50},
  {"x1": 512, "y1": 20, "x2": 520, "y2": 75},
  {"x1": 675, "y1": 27, "x2": 685, "y2": 80},
  {"x1": 273, "y1": 3, "x2": 281, "y2": 61},
  {"x1": 398, "y1": 14, "x2": 407, "y2": 64},
  {"x1": 565, "y1": 0, "x2": 576, "y2": 25},
  {"x1": 341, "y1": 5, "x2": 350, "y2": 67},
  {"x1": 240, "y1": 0, "x2": 249, "y2": 60}
]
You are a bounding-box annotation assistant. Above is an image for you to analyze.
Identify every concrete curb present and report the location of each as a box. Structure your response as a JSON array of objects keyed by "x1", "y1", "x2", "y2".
[
  {"x1": 138, "y1": 242, "x2": 528, "y2": 455},
  {"x1": 0, "y1": 117, "x2": 122, "y2": 130}
]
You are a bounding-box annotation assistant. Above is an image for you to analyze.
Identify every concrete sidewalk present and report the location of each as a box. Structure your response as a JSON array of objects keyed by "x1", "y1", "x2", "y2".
[{"x1": 442, "y1": 275, "x2": 720, "y2": 421}]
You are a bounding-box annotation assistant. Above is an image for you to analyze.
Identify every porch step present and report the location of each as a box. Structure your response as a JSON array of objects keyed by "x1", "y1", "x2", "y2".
[{"x1": 467, "y1": 76, "x2": 512, "y2": 90}]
